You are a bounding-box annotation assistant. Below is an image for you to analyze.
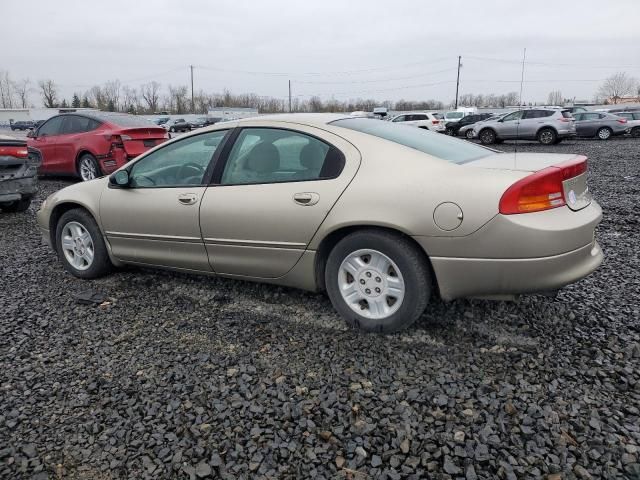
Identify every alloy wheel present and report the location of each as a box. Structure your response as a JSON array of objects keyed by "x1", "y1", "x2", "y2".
[
  {"x1": 338, "y1": 249, "x2": 405, "y2": 320},
  {"x1": 598, "y1": 128, "x2": 611, "y2": 140},
  {"x1": 539, "y1": 130, "x2": 554, "y2": 144},
  {"x1": 465, "y1": 129, "x2": 474, "y2": 139},
  {"x1": 79, "y1": 157, "x2": 97, "y2": 181},
  {"x1": 61, "y1": 221, "x2": 95, "y2": 271}
]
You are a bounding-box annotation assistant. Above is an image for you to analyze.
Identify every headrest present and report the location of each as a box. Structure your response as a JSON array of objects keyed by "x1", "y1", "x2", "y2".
[
  {"x1": 246, "y1": 143, "x2": 280, "y2": 173},
  {"x1": 300, "y1": 142, "x2": 326, "y2": 170}
]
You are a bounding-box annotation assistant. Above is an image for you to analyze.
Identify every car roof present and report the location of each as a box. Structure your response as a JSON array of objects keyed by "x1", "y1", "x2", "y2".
[{"x1": 236, "y1": 113, "x2": 352, "y2": 126}]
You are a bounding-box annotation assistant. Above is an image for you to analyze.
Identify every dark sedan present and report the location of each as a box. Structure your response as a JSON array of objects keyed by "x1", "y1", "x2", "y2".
[
  {"x1": 10, "y1": 121, "x2": 35, "y2": 131},
  {"x1": 445, "y1": 113, "x2": 494, "y2": 138},
  {"x1": 573, "y1": 112, "x2": 629, "y2": 140}
]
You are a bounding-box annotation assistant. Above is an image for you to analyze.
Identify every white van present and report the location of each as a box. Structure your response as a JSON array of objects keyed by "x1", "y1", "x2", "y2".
[{"x1": 444, "y1": 107, "x2": 477, "y2": 123}]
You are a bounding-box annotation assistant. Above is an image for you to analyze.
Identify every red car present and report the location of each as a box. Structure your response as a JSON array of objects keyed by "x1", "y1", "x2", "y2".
[{"x1": 28, "y1": 112, "x2": 168, "y2": 181}]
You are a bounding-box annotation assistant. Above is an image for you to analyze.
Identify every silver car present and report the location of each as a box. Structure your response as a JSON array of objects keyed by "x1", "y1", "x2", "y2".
[
  {"x1": 614, "y1": 111, "x2": 640, "y2": 137},
  {"x1": 473, "y1": 109, "x2": 576, "y2": 145},
  {"x1": 573, "y1": 112, "x2": 632, "y2": 140}
]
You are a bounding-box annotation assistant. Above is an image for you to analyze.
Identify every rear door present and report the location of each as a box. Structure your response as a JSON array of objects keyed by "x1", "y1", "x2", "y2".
[
  {"x1": 29, "y1": 116, "x2": 64, "y2": 173},
  {"x1": 199, "y1": 123, "x2": 360, "y2": 278},
  {"x1": 521, "y1": 110, "x2": 547, "y2": 138},
  {"x1": 576, "y1": 113, "x2": 598, "y2": 136}
]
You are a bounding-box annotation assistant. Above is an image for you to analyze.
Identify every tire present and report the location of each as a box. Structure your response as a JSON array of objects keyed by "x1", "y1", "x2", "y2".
[
  {"x1": 445, "y1": 127, "x2": 454, "y2": 136},
  {"x1": 479, "y1": 128, "x2": 496, "y2": 145},
  {"x1": 537, "y1": 128, "x2": 557, "y2": 145},
  {"x1": 632, "y1": 127, "x2": 640, "y2": 138},
  {"x1": 170, "y1": 127, "x2": 175, "y2": 133},
  {"x1": 0, "y1": 197, "x2": 31, "y2": 213},
  {"x1": 465, "y1": 129, "x2": 474, "y2": 139},
  {"x1": 325, "y1": 230, "x2": 431, "y2": 333},
  {"x1": 55, "y1": 208, "x2": 112, "y2": 279},
  {"x1": 77, "y1": 153, "x2": 101, "y2": 181},
  {"x1": 597, "y1": 127, "x2": 612, "y2": 140}
]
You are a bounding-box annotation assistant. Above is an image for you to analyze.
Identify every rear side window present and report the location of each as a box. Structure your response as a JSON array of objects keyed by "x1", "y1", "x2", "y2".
[
  {"x1": 221, "y1": 128, "x2": 344, "y2": 185},
  {"x1": 61, "y1": 116, "x2": 101, "y2": 134},
  {"x1": 331, "y1": 118, "x2": 492, "y2": 164},
  {"x1": 412, "y1": 114, "x2": 428, "y2": 121},
  {"x1": 561, "y1": 111, "x2": 573, "y2": 119},
  {"x1": 392, "y1": 115, "x2": 406, "y2": 122}
]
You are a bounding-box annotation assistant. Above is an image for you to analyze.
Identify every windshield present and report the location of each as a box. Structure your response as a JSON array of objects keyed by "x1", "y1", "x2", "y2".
[
  {"x1": 446, "y1": 112, "x2": 464, "y2": 119},
  {"x1": 331, "y1": 118, "x2": 493, "y2": 164}
]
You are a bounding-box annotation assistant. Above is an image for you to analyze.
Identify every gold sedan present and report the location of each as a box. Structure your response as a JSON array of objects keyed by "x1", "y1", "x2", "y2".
[{"x1": 37, "y1": 114, "x2": 603, "y2": 332}]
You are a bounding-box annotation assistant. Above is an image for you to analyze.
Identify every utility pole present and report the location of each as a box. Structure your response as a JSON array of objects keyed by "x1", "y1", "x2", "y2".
[
  {"x1": 288, "y1": 80, "x2": 292, "y2": 113},
  {"x1": 190, "y1": 65, "x2": 194, "y2": 113},
  {"x1": 454, "y1": 56, "x2": 462, "y2": 110}
]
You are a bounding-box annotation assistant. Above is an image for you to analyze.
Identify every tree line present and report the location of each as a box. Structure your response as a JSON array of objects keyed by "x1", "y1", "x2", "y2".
[{"x1": 1, "y1": 69, "x2": 638, "y2": 114}]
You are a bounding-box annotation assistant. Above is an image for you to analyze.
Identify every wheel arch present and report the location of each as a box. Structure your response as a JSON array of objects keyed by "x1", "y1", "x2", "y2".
[
  {"x1": 49, "y1": 202, "x2": 96, "y2": 251},
  {"x1": 313, "y1": 224, "x2": 440, "y2": 298},
  {"x1": 536, "y1": 125, "x2": 558, "y2": 137}
]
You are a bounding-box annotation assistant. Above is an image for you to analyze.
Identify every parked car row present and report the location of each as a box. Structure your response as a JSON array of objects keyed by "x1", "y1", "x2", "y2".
[{"x1": 388, "y1": 112, "x2": 445, "y2": 132}]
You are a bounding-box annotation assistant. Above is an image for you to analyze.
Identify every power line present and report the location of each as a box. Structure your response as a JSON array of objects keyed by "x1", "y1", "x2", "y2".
[
  {"x1": 291, "y1": 67, "x2": 458, "y2": 85},
  {"x1": 465, "y1": 55, "x2": 640, "y2": 69}
]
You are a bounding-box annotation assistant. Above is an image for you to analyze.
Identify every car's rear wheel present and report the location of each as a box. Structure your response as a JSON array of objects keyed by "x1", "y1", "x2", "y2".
[
  {"x1": 0, "y1": 196, "x2": 31, "y2": 213},
  {"x1": 479, "y1": 129, "x2": 496, "y2": 145},
  {"x1": 597, "y1": 127, "x2": 612, "y2": 140},
  {"x1": 55, "y1": 209, "x2": 112, "y2": 279},
  {"x1": 325, "y1": 230, "x2": 431, "y2": 333},
  {"x1": 630, "y1": 127, "x2": 640, "y2": 138},
  {"x1": 78, "y1": 154, "x2": 100, "y2": 181},
  {"x1": 465, "y1": 129, "x2": 474, "y2": 139},
  {"x1": 170, "y1": 127, "x2": 175, "y2": 133},
  {"x1": 537, "y1": 128, "x2": 557, "y2": 145}
]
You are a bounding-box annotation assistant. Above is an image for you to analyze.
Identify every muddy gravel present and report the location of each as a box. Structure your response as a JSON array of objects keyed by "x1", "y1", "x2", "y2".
[{"x1": 1, "y1": 136, "x2": 639, "y2": 479}]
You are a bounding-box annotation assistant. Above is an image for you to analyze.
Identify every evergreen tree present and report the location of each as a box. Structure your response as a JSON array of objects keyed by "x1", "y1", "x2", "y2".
[
  {"x1": 72, "y1": 94, "x2": 81, "y2": 108},
  {"x1": 127, "y1": 105, "x2": 135, "y2": 114},
  {"x1": 107, "y1": 99, "x2": 115, "y2": 112},
  {"x1": 81, "y1": 97, "x2": 91, "y2": 108},
  {"x1": 60, "y1": 99, "x2": 68, "y2": 108}
]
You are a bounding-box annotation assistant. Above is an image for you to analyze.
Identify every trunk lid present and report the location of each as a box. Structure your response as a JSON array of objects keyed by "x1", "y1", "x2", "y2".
[
  {"x1": 467, "y1": 152, "x2": 591, "y2": 212},
  {"x1": 118, "y1": 128, "x2": 168, "y2": 156}
]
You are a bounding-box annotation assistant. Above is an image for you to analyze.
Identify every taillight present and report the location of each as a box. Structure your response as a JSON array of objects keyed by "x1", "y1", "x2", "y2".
[
  {"x1": 104, "y1": 134, "x2": 124, "y2": 149},
  {"x1": 0, "y1": 146, "x2": 28, "y2": 158},
  {"x1": 617, "y1": 118, "x2": 627, "y2": 124},
  {"x1": 558, "y1": 117, "x2": 572, "y2": 122},
  {"x1": 499, "y1": 157, "x2": 588, "y2": 215},
  {"x1": 432, "y1": 120, "x2": 440, "y2": 124}
]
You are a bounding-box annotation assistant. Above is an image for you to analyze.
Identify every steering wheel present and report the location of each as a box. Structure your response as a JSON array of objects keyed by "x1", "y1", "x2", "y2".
[{"x1": 177, "y1": 162, "x2": 205, "y2": 181}]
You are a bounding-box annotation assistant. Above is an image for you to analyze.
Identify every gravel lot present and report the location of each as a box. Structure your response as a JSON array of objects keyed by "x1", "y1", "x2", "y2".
[{"x1": 1, "y1": 136, "x2": 639, "y2": 480}]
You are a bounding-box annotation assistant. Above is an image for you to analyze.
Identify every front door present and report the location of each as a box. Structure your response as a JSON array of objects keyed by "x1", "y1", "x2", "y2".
[
  {"x1": 496, "y1": 110, "x2": 524, "y2": 139},
  {"x1": 29, "y1": 116, "x2": 64, "y2": 173},
  {"x1": 199, "y1": 124, "x2": 360, "y2": 278},
  {"x1": 99, "y1": 129, "x2": 229, "y2": 271}
]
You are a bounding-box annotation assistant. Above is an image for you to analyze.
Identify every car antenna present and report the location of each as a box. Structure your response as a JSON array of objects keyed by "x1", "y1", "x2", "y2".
[{"x1": 514, "y1": 47, "x2": 526, "y2": 165}]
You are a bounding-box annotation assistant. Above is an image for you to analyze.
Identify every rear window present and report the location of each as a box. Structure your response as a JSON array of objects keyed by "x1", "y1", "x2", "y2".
[
  {"x1": 90, "y1": 113, "x2": 158, "y2": 128},
  {"x1": 331, "y1": 118, "x2": 493, "y2": 164},
  {"x1": 446, "y1": 112, "x2": 464, "y2": 119}
]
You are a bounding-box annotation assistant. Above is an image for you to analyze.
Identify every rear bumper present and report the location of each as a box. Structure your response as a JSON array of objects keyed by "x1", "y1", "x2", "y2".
[
  {"x1": 0, "y1": 176, "x2": 38, "y2": 202},
  {"x1": 431, "y1": 240, "x2": 602, "y2": 300}
]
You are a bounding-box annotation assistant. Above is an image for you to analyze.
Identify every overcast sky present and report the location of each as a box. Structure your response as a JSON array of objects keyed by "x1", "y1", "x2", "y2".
[{"x1": 3, "y1": 0, "x2": 640, "y2": 105}]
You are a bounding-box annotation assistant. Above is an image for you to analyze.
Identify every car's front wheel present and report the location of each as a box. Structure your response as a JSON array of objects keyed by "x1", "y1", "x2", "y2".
[
  {"x1": 445, "y1": 127, "x2": 454, "y2": 136},
  {"x1": 597, "y1": 127, "x2": 612, "y2": 140},
  {"x1": 479, "y1": 128, "x2": 496, "y2": 145},
  {"x1": 325, "y1": 230, "x2": 431, "y2": 333},
  {"x1": 55, "y1": 208, "x2": 112, "y2": 279},
  {"x1": 465, "y1": 129, "x2": 475, "y2": 139}
]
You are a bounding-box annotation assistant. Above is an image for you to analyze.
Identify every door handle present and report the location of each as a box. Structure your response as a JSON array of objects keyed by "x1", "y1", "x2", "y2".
[
  {"x1": 293, "y1": 192, "x2": 320, "y2": 206},
  {"x1": 178, "y1": 193, "x2": 198, "y2": 205}
]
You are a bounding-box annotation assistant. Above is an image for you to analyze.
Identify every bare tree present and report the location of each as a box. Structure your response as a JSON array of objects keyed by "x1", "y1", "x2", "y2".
[
  {"x1": 140, "y1": 81, "x2": 161, "y2": 113},
  {"x1": 168, "y1": 85, "x2": 189, "y2": 113},
  {"x1": 598, "y1": 72, "x2": 637, "y2": 104},
  {"x1": 103, "y1": 80, "x2": 121, "y2": 111},
  {"x1": 547, "y1": 90, "x2": 563, "y2": 105},
  {"x1": 89, "y1": 85, "x2": 106, "y2": 110},
  {"x1": 12, "y1": 78, "x2": 31, "y2": 108},
  {"x1": 38, "y1": 79, "x2": 58, "y2": 108},
  {"x1": 0, "y1": 71, "x2": 15, "y2": 108},
  {"x1": 122, "y1": 85, "x2": 139, "y2": 113}
]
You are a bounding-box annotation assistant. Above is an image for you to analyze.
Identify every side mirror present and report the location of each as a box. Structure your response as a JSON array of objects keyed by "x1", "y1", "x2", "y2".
[
  {"x1": 26, "y1": 130, "x2": 36, "y2": 138},
  {"x1": 109, "y1": 170, "x2": 130, "y2": 187}
]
